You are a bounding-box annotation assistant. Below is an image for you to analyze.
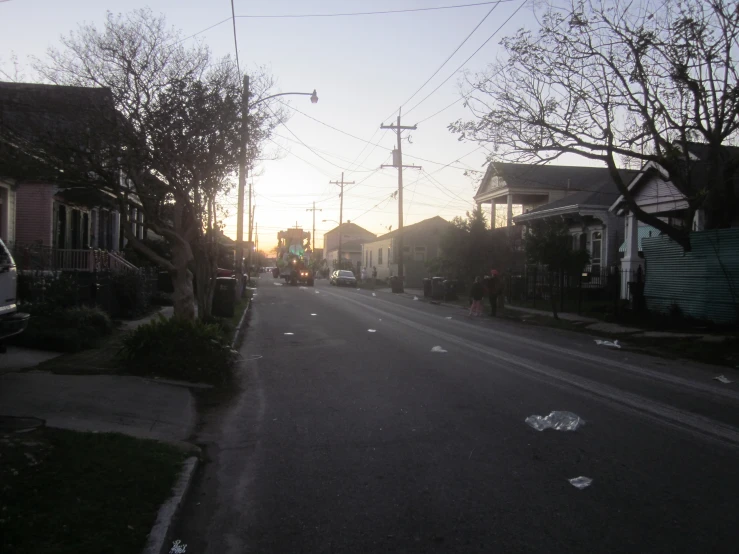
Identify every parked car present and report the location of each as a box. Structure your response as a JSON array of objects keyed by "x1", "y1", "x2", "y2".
[
  {"x1": 0, "y1": 238, "x2": 30, "y2": 351},
  {"x1": 330, "y1": 270, "x2": 357, "y2": 287}
]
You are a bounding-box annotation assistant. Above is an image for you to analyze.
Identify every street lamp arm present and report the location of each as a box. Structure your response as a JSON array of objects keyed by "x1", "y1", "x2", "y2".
[{"x1": 249, "y1": 90, "x2": 318, "y2": 108}]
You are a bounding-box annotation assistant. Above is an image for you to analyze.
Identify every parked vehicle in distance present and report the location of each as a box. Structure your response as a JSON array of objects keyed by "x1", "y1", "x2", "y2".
[
  {"x1": 0, "y1": 238, "x2": 30, "y2": 351},
  {"x1": 330, "y1": 270, "x2": 357, "y2": 287}
]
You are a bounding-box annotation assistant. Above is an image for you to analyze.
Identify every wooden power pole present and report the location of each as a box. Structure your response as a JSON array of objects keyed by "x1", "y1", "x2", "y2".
[
  {"x1": 306, "y1": 201, "x2": 322, "y2": 253},
  {"x1": 236, "y1": 74, "x2": 249, "y2": 286},
  {"x1": 329, "y1": 172, "x2": 354, "y2": 269},
  {"x1": 381, "y1": 109, "x2": 420, "y2": 293}
]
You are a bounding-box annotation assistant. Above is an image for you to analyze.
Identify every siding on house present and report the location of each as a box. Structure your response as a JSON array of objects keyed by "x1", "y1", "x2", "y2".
[
  {"x1": 634, "y1": 173, "x2": 688, "y2": 214},
  {"x1": 361, "y1": 238, "x2": 393, "y2": 280},
  {"x1": 15, "y1": 183, "x2": 55, "y2": 245}
]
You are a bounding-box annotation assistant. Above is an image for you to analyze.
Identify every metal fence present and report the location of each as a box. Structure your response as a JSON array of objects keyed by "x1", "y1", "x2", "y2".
[{"x1": 505, "y1": 266, "x2": 644, "y2": 316}]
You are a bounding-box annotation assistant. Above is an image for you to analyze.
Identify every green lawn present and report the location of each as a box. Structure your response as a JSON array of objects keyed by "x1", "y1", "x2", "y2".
[{"x1": 0, "y1": 427, "x2": 186, "y2": 554}]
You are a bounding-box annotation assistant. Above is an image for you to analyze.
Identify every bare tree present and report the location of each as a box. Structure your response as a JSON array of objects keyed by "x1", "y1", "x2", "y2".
[
  {"x1": 30, "y1": 9, "x2": 282, "y2": 319},
  {"x1": 450, "y1": 0, "x2": 739, "y2": 250}
]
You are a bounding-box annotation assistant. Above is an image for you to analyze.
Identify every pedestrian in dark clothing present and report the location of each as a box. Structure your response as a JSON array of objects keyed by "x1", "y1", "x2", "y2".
[
  {"x1": 469, "y1": 276, "x2": 484, "y2": 316},
  {"x1": 488, "y1": 269, "x2": 501, "y2": 316}
]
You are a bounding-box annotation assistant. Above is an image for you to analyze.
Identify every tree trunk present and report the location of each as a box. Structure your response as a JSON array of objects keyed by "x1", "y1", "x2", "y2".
[
  {"x1": 194, "y1": 242, "x2": 218, "y2": 320},
  {"x1": 171, "y1": 240, "x2": 196, "y2": 321}
]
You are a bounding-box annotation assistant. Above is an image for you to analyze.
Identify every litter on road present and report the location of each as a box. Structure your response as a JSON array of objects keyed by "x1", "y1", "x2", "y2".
[
  {"x1": 413, "y1": 296, "x2": 419, "y2": 300},
  {"x1": 431, "y1": 346, "x2": 448, "y2": 353},
  {"x1": 315, "y1": 290, "x2": 320, "y2": 294},
  {"x1": 368, "y1": 329, "x2": 377, "y2": 333},
  {"x1": 445, "y1": 316, "x2": 452, "y2": 319},
  {"x1": 284, "y1": 332, "x2": 294, "y2": 336},
  {"x1": 273, "y1": 282, "x2": 283, "y2": 286},
  {"x1": 568, "y1": 476, "x2": 593, "y2": 489},
  {"x1": 714, "y1": 375, "x2": 733, "y2": 384},
  {"x1": 594, "y1": 339, "x2": 621, "y2": 348},
  {"x1": 372, "y1": 293, "x2": 376, "y2": 297},
  {"x1": 311, "y1": 313, "x2": 317, "y2": 316},
  {"x1": 525, "y1": 411, "x2": 585, "y2": 432}
]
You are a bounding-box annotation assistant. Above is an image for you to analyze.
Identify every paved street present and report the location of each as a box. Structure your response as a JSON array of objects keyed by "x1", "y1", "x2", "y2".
[{"x1": 176, "y1": 278, "x2": 739, "y2": 553}]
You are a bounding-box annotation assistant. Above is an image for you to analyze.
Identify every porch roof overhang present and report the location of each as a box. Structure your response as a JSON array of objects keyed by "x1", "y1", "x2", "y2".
[
  {"x1": 474, "y1": 186, "x2": 552, "y2": 204},
  {"x1": 513, "y1": 204, "x2": 609, "y2": 224}
]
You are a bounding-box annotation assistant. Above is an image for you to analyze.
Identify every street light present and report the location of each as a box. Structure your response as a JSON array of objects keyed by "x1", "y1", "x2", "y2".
[{"x1": 236, "y1": 81, "x2": 318, "y2": 290}]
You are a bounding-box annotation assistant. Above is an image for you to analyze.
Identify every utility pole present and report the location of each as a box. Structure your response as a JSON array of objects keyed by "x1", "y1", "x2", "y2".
[
  {"x1": 329, "y1": 172, "x2": 354, "y2": 270},
  {"x1": 236, "y1": 74, "x2": 249, "y2": 288},
  {"x1": 381, "y1": 109, "x2": 420, "y2": 293},
  {"x1": 306, "y1": 201, "x2": 322, "y2": 252}
]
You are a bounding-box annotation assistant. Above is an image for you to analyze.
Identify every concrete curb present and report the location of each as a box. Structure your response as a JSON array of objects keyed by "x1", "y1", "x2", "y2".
[
  {"x1": 142, "y1": 456, "x2": 199, "y2": 554},
  {"x1": 231, "y1": 296, "x2": 252, "y2": 349}
]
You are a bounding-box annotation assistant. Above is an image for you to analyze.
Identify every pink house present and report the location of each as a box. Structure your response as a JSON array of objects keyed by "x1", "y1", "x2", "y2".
[{"x1": 1, "y1": 81, "x2": 141, "y2": 271}]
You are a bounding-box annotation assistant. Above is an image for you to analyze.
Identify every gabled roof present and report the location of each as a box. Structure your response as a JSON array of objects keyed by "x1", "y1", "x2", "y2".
[
  {"x1": 610, "y1": 142, "x2": 739, "y2": 215},
  {"x1": 324, "y1": 222, "x2": 375, "y2": 238},
  {"x1": 475, "y1": 162, "x2": 635, "y2": 199},
  {"x1": 514, "y1": 183, "x2": 623, "y2": 222},
  {"x1": 369, "y1": 216, "x2": 452, "y2": 242}
]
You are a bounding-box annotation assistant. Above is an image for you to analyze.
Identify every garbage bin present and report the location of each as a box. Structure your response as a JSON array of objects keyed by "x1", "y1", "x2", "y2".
[
  {"x1": 443, "y1": 279, "x2": 458, "y2": 301},
  {"x1": 422, "y1": 278, "x2": 432, "y2": 298},
  {"x1": 213, "y1": 277, "x2": 237, "y2": 317},
  {"x1": 627, "y1": 281, "x2": 646, "y2": 313},
  {"x1": 431, "y1": 277, "x2": 444, "y2": 299},
  {"x1": 389, "y1": 275, "x2": 403, "y2": 293}
]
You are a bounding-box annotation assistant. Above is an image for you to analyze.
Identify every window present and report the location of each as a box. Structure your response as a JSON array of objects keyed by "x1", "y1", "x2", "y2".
[
  {"x1": 591, "y1": 231, "x2": 602, "y2": 273},
  {"x1": 378, "y1": 248, "x2": 382, "y2": 265},
  {"x1": 414, "y1": 246, "x2": 426, "y2": 262}
]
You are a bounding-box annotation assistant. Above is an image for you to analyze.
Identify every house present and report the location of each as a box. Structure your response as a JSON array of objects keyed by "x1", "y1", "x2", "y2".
[
  {"x1": 323, "y1": 222, "x2": 375, "y2": 271},
  {"x1": 513, "y1": 174, "x2": 636, "y2": 275},
  {"x1": 610, "y1": 144, "x2": 739, "y2": 320},
  {"x1": 0, "y1": 81, "x2": 137, "y2": 272},
  {"x1": 361, "y1": 216, "x2": 453, "y2": 288}
]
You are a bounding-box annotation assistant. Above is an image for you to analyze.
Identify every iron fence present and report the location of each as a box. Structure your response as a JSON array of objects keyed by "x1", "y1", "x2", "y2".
[{"x1": 505, "y1": 266, "x2": 644, "y2": 316}]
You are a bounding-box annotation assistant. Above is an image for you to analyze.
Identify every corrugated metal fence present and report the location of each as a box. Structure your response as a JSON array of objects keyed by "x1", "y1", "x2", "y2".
[{"x1": 642, "y1": 229, "x2": 739, "y2": 324}]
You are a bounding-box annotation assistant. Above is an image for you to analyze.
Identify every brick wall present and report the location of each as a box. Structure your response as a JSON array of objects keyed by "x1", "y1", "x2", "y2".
[{"x1": 15, "y1": 183, "x2": 54, "y2": 245}]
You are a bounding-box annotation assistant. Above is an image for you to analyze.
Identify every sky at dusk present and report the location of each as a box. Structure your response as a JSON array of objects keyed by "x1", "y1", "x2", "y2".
[{"x1": 0, "y1": 0, "x2": 584, "y2": 252}]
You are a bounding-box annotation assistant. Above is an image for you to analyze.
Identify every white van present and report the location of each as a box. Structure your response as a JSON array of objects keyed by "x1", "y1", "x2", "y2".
[{"x1": 0, "y1": 238, "x2": 30, "y2": 351}]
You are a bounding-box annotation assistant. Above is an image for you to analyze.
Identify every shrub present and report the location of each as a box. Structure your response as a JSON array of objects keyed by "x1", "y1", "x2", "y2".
[
  {"x1": 11, "y1": 305, "x2": 113, "y2": 352},
  {"x1": 119, "y1": 316, "x2": 236, "y2": 386}
]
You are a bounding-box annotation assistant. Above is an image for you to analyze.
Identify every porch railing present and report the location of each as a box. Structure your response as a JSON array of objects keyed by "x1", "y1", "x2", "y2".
[{"x1": 10, "y1": 243, "x2": 138, "y2": 272}]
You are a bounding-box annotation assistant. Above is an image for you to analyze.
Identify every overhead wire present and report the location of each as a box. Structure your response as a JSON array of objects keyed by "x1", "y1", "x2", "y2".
[
  {"x1": 398, "y1": 0, "x2": 503, "y2": 110},
  {"x1": 229, "y1": 0, "x2": 241, "y2": 75},
  {"x1": 235, "y1": 2, "x2": 509, "y2": 19},
  {"x1": 405, "y1": 0, "x2": 527, "y2": 116}
]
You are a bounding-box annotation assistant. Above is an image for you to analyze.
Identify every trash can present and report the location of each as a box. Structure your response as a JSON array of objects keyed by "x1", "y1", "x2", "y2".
[
  {"x1": 627, "y1": 281, "x2": 646, "y2": 313},
  {"x1": 443, "y1": 279, "x2": 458, "y2": 301},
  {"x1": 422, "y1": 278, "x2": 432, "y2": 298},
  {"x1": 213, "y1": 277, "x2": 237, "y2": 317},
  {"x1": 389, "y1": 275, "x2": 403, "y2": 293},
  {"x1": 431, "y1": 277, "x2": 444, "y2": 299}
]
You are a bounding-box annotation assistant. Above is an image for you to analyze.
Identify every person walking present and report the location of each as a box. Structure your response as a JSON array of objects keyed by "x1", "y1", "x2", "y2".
[
  {"x1": 468, "y1": 276, "x2": 485, "y2": 317},
  {"x1": 361, "y1": 266, "x2": 367, "y2": 283},
  {"x1": 488, "y1": 269, "x2": 501, "y2": 317}
]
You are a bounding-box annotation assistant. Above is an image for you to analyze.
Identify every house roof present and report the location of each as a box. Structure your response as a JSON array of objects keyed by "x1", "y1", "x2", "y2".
[
  {"x1": 323, "y1": 222, "x2": 375, "y2": 239},
  {"x1": 610, "y1": 142, "x2": 739, "y2": 214},
  {"x1": 514, "y1": 183, "x2": 623, "y2": 222},
  {"x1": 0, "y1": 81, "x2": 115, "y2": 182},
  {"x1": 371, "y1": 216, "x2": 451, "y2": 241},
  {"x1": 474, "y1": 162, "x2": 635, "y2": 200}
]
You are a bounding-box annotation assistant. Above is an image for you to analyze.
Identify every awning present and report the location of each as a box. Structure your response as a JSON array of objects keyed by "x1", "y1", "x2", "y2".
[{"x1": 619, "y1": 225, "x2": 660, "y2": 253}]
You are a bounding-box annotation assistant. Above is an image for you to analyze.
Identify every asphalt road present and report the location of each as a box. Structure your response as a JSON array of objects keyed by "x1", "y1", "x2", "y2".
[{"x1": 175, "y1": 277, "x2": 739, "y2": 554}]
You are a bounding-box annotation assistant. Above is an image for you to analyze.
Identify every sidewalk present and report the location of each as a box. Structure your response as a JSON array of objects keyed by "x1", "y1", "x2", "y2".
[{"x1": 0, "y1": 372, "x2": 195, "y2": 442}]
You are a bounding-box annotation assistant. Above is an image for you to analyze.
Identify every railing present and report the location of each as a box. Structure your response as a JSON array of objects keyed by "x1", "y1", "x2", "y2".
[{"x1": 10, "y1": 243, "x2": 138, "y2": 272}]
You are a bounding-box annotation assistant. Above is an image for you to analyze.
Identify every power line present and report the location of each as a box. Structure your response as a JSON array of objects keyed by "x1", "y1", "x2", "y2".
[
  {"x1": 399, "y1": 1, "x2": 502, "y2": 110},
  {"x1": 176, "y1": 17, "x2": 232, "y2": 44},
  {"x1": 235, "y1": 2, "x2": 509, "y2": 19},
  {"x1": 229, "y1": 0, "x2": 240, "y2": 75},
  {"x1": 405, "y1": 0, "x2": 527, "y2": 116},
  {"x1": 272, "y1": 132, "x2": 378, "y2": 172}
]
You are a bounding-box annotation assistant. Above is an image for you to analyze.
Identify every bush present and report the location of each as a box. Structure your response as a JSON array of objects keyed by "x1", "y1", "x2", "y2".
[
  {"x1": 119, "y1": 316, "x2": 236, "y2": 385},
  {"x1": 11, "y1": 305, "x2": 113, "y2": 352}
]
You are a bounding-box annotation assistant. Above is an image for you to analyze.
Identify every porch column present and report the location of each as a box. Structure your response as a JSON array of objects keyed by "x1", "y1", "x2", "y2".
[
  {"x1": 490, "y1": 201, "x2": 495, "y2": 229},
  {"x1": 506, "y1": 194, "x2": 513, "y2": 229},
  {"x1": 112, "y1": 211, "x2": 121, "y2": 252},
  {"x1": 621, "y1": 212, "x2": 643, "y2": 299}
]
